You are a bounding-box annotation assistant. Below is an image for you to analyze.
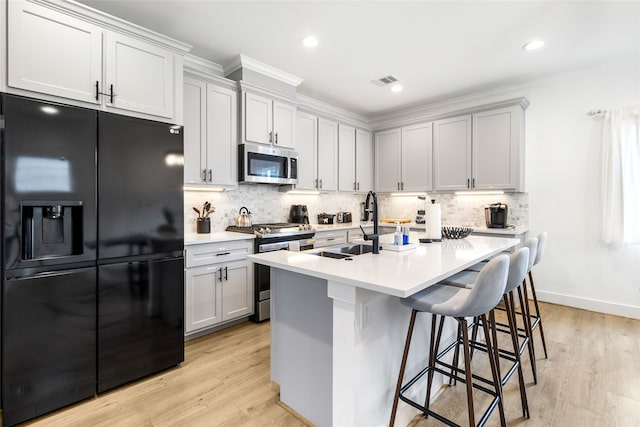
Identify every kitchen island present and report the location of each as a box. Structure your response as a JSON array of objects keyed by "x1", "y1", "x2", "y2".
[{"x1": 248, "y1": 234, "x2": 519, "y2": 426}]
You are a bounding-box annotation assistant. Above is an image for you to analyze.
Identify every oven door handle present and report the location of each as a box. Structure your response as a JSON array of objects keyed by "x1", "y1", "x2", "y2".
[{"x1": 258, "y1": 241, "x2": 291, "y2": 252}]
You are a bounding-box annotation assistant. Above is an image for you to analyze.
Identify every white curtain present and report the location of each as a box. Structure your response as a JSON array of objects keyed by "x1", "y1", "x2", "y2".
[{"x1": 601, "y1": 105, "x2": 640, "y2": 244}]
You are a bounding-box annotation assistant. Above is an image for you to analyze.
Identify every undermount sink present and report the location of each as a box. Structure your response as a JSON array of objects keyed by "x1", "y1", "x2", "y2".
[
  {"x1": 326, "y1": 244, "x2": 373, "y2": 256},
  {"x1": 310, "y1": 244, "x2": 373, "y2": 259}
]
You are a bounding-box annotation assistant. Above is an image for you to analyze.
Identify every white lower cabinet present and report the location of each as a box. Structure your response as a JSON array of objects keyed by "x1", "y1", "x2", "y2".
[{"x1": 184, "y1": 240, "x2": 254, "y2": 335}]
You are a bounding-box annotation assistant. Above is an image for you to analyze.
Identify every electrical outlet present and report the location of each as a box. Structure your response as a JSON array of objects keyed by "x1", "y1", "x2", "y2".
[{"x1": 361, "y1": 299, "x2": 372, "y2": 329}]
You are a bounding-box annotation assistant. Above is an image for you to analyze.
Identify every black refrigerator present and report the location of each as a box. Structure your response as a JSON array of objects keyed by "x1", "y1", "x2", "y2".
[{"x1": 0, "y1": 94, "x2": 184, "y2": 426}]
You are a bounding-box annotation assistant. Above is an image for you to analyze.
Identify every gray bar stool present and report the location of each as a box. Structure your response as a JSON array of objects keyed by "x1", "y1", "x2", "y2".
[
  {"x1": 441, "y1": 245, "x2": 534, "y2": 419},
  {"x1": 526, "y1": 232, "x2": 548, "y2": 359},
  {"x1": 389, "y1": 255, "x2": 509, "y2": 427}
]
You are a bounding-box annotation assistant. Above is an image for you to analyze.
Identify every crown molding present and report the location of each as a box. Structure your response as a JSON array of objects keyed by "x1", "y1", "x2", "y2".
[
  {"x1": 297, "y1": 93, "x2": 370, "y2": 130},
  {"x1": 238, "y1": 80, "x2": 299, "y2": 105},
  {"x1": 224, "y1": 54, "x2": 304, "y2": 88},
  {"x1": 40, "y1": 0, "x2": 192, "y2": 53},
  {"x1": 184, "y1": 54, "x2": 226, "y2": 77}
]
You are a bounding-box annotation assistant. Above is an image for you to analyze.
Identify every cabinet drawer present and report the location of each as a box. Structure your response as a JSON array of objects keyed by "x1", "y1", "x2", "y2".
[
  {"x1": 186, "y1": 240, "x2": 252, "y2": 268},
  {"x1": 314, "y1": 231, "x2": 348, "y2": 248}
]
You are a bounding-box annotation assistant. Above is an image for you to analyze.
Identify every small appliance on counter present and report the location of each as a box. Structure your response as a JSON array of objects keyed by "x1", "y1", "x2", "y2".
[
  {"x1": 336, "y1": 212, "x2": 352, "y2": 223},
  {"x1": 289, "y1": 204, "x2": 309, "y2": 224},
  {"x1": 317, "y1": 213, "x2": 336, "y2": 224},
  {"x1": 485, "y1": 203, "x2": 508, "y2": 228}
]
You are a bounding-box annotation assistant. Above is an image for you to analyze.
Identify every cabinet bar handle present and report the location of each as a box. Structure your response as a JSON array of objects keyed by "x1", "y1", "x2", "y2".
[
  {"x1": 315, "y1": 179, "x2": 318, "y2": 188},
  {"x1": 401, "y1": 182, "x2": 404, "y2": 190},
  {"x1": 269, "y1": 131, "x2": 273, "y2": 143},
  {"x1": 472, "y1": 178, "x2": 475, "y2": 188},
  {"x1": 216, "y1": 252, "x2": 231, "y2": 256},
  {"x1": 209, "y1": 169, "x2": 213, "y2": 182},
  {"x1": 95, "y1": 81, "x2": 100, "y2": 101},
  {"x1": 320, "y1": 179, "x2": 323, "y2": 189},
  {"x1": 218, "y1": 267, "x2": 223, "y2": 282},
  {"x1": 275, "y1": 132, "x2": 278, "y2": 144},
  {"x1": 357, "y1": 182, "x2": 360, "y2": 191},
  {"x1": 109, "y1": 84, "x2": 115, "y2": 103},
  {"x1": 203, "y1": 169, "x2": 207, "y2": 182},
  {"x1": 397, "y1": 182, "x2": 400, "y2": 190},
  {"x1": 353, "y1": 182, "x2": 356, "y2": 191},
  {"x1": 467, "y1": 178, "x2": 470, "y2": 189},
  {"x1": 224, "y1": 266, "x2": 228, "y2": 281}
]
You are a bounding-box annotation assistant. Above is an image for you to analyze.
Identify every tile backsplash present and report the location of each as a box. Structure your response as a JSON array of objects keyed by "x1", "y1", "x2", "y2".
[{"x1": 185, "y1": 185, "x2": 528, "y2": 233}]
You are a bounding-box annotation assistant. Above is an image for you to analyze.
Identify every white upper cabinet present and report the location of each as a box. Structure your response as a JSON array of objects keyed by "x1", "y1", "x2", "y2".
[
  {"x1": 317, "y1": 117, "x2": 338, "y2": 192},
  {"x1": 401, "y1": 122, "x2": 433, "y2": 192},
  {"x1": 104, "y1": 31, "x2": 174, "y2": 118},
  {"x1": 295, "y1": 111, "x2": 318, "y2": 191},
  {"x1": 338, "y1": 124, "x2": 356, "y2": 192},
  {"x1": 6, "y1": 0, "x2": 186, "y2": 123},
  {"x1": 243, "y1": 92, "x2": 296, "y2": 149},
  {"x1": 183, "y1": 75, "x2": 237, "y2": 187},
  {"x1": 375, "y1": 124, "x2": 432, "y2": 193},
  {"x1": 375, "y1": 128, "x2": 402, "y2": 192},
  {"x1": 472, "y1": 106, "x2": 523, "y2": 190},
  {"x1": 183, "y1": 77, "x2": 207, "y2": 184},
  {"x1": 355, "y1": 129, "x2": 373, "y2": 193},
  {"x1": 433, "y1": 115, "x2": 472, "y2": 191},
  {"x1": 273, "y1": 101, "x2": 296, "y2": 148},
  {"x1": 433, "y1": 104, "x2": 525, "y2": 192},
  {"x1": 7, "y1": 1, "x2": 102, "y2": 104}
]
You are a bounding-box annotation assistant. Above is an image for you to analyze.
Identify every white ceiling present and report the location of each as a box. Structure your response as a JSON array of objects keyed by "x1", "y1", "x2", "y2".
[{"x1": 78, "y1": 0, "x2": 640, "y2": 117}]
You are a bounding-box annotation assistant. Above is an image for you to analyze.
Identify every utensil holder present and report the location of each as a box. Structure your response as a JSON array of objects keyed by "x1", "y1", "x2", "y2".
[{"x1": 196, "y1": 218, "x2": 211, "y2": 234}]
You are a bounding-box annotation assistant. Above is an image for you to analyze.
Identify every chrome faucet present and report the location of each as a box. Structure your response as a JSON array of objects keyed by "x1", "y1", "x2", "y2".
[{"x1": 360, "y1": 191, "x2": 379, "y2": 254}]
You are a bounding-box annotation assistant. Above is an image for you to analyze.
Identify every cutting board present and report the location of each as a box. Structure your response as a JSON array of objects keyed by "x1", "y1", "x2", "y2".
[{"x1": 380, "y1": 218, "x2": 412, "y2": 224}]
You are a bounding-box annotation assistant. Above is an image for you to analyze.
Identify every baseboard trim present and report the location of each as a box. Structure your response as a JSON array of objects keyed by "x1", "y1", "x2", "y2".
[{"x1": 536, "y1": 290, "x2": 640, "y2": 320}]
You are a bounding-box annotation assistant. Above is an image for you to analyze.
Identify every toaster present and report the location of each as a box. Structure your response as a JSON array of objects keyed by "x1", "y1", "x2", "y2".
[
  {"x1": 317, "y1": 213, "x2": 336, "y2": 224},
  {"x1": 337, "y1": 212, "x2": 352, "y2": 223}
]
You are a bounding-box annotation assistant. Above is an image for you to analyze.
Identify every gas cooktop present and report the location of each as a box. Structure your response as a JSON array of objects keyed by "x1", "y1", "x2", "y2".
[{"x1": 226, "y1": 222, "x2": 314, "y2": 239}]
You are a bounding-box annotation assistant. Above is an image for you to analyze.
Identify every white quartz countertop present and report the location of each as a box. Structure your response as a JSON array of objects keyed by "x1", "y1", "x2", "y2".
[
  {"x1": 184, "y1": 231, "x2": 255, "y2": 246},
  {"x1": 248, "y1": 233, "x2": 518, "y2": 298}
]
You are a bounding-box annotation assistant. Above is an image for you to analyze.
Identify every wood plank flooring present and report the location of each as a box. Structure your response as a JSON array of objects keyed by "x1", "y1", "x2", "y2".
[{"x1": 12, "y1": 302, "x2": 640, "y2": 426}]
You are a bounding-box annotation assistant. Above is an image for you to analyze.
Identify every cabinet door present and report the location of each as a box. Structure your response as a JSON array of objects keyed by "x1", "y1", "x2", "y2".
[
  {"x1": 183, "y1": 77, "x2": 207, "y2": 184},
  {"x1": 245, "y1": 92, "x2": 273, "y2": 144},
  {"x1": 433, "y1": 115, "x2": 472, "y2": 191},
  {"x1": 104, "y1": 31, "x2": 175, "y2": 119},
  {"x1": 206, "y1": 84, "x2": 237, "y2": 186},
  {"x1": 338, "y1": 124, "x2": 356, "y2": 192},
  {"x1": 221, "y1": 260, "x2": 253, "y2": 321},
  {"x1": 317, "y1": 118, "x2": 338, "y2": 191},
  {"x1": 374, "y1": 128, "x2": 402, "y2": 192},
  {"x1": 273, "y1": 101, "x2": 296, "y2": 149},
  {"x1": 402, "y1": 122, "x2": 433, "y2": 192},
  {"x1": 185, "y1": 265, "x2": 222, "y2": 333},
  {"x1": 295, "y1": 111, "x2": 318, "y2": 190},
  {"x1": 473, "y1": 106, "x2": 519, "y2": 190},
  {"x1": 7, "y1": 1, "x2": 102, "y2": 104},
  {"x1": 356, "y1": 129, "x2": 373, "y2": 193}
]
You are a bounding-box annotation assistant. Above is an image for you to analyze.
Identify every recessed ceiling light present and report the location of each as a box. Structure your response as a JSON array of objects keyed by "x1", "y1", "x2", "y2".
[
  {"x1": 40, "y1": 106, "x2": 59, "y2": 115},
  {"x1": 522, "y1": 40, "x2": 544, "y2": 51},
  {"x1": 391, "y1": 84, "x2": 403, "y2": 93},
  {"x1": 301, "y1": 35, "x2": 318, "y2": 48}
]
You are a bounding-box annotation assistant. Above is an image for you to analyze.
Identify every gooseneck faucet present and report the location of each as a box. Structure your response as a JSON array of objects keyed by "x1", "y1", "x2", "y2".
[{"x1": 360, "y1": 191, "x2": 380, "y2": 254}]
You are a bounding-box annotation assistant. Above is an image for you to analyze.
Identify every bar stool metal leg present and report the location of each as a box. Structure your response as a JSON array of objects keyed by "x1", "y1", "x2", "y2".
[
  {"x1": 390, "y1": 309, "x2": 417, "y2": 426},
  {"x1": 505, "y1": 290, "x2": 529, "y2": 418},
  {"x1": 518, "y1": 283, "x2": 538, "y2": 384},
  {"x1": 480, "y1": 312, "x2": 506, "y2": 427},
  {"x1": 460, "y1": 317, "x2": 477, "y2": 427},
  {"x1": 426, "y1": 314, "x2": 444, "y2": 410},
  {"x1": 528, "y1": 271, "x2": 549, "y2": 359}
]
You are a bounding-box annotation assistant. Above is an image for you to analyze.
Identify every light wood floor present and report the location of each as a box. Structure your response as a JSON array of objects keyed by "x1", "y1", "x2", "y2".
[{"x1": 15, "y1": 302, "x2": 640, "y2": 427}]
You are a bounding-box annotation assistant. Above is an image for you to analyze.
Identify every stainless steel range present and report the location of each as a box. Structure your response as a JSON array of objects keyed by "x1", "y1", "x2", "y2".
[{"x1": 226, "y1": 223, "x2": 315, "y2": 321}]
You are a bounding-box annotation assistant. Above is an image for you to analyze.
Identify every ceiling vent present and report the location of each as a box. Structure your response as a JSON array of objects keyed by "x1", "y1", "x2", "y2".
[{"x1": 371, "y1": 75, "x2": 398, "y2": 87}]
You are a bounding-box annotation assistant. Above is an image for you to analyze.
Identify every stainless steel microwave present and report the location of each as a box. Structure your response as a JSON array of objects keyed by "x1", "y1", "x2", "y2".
[{"x1": 238, "y1": 143, "x2": 298, "y2": 185}]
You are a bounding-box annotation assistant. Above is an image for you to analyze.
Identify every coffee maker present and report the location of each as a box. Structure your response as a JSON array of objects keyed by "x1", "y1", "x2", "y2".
[
  {"x1": 485, "y1": 203, "x2": 508, "y2": 228},
  {"x1": 289, "y1": 205, "x2": 309, "y2": 224}
]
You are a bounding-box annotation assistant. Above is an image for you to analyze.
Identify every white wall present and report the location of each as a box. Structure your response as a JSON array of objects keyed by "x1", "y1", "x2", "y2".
[{"x1": 521, "y1": 58, "x2": 640, "y2": 318}]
